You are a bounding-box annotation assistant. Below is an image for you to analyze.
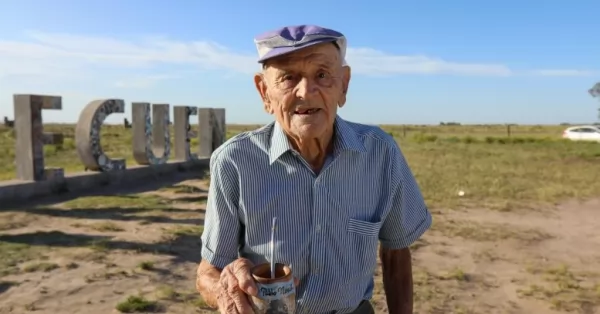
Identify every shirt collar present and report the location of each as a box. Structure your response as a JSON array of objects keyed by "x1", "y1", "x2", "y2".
[{"x1": 269, "y1": 115, "x2": 366, "y2": 164}]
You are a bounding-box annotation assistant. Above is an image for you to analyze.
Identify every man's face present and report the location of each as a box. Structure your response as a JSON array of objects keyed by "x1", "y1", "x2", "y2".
[{"x1": 254, "y1": 43, "x2": 351, "y2": 141}]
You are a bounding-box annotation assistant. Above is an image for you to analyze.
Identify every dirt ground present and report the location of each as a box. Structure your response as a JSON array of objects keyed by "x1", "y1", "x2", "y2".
[
  {"x1": 0, "y1": 178, "x2": 599, "y2": 314},
  {"x1": 372, "y1": 198, "x2": 600, "y2": 314}
]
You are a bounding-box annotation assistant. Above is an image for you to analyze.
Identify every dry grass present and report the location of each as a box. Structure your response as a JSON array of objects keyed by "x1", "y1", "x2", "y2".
[
  {"x1": 1, "y1": 123, "x2": 600, "y2": 210},
  {"x1": 0, "y1": 181, "x2": 214, "y2": 313},
  {"x1": 518, "y1": 264, "x2": 600, "y2": 312},
  {"x1": 115, "y1": 295, "x2": 159, "y2": 313},
  {"x1": 431, "y1": 219, "x2": 552, "y2": 243}
]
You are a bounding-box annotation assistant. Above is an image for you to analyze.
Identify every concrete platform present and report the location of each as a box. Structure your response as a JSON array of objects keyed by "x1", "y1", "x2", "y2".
[{"x1": 0, "y1": 158, "x2": 210, "y2": 205}]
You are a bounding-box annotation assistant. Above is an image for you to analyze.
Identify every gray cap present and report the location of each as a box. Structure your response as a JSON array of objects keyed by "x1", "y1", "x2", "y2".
[{"x1": 254, "y1": 24, "x2": 347, "y2": 65}]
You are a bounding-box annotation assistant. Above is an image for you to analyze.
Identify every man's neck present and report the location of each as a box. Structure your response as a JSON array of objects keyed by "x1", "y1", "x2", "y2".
[{"x1": 288, "y1": 128, "x2": 335, "y2": 173}]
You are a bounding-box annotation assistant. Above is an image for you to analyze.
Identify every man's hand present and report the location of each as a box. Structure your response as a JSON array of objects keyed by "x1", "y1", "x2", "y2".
[
  {"x1": 216, "y1": 258, "x2": 258, "y2": 314},
  {"x1": 197, "y1": 258, "x2": 300, "y2": 313}
]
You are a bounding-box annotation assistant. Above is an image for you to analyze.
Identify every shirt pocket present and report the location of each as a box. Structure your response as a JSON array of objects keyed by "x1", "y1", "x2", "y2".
[
  {"x1": 348, "y1": 218, "x2": 382, "y2": 237},
  {"x1": 343, "y1": 218, "x2": 382, "y2": 280}
]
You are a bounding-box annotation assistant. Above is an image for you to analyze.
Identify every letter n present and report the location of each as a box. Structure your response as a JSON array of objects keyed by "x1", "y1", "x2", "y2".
[{"x1": 173, "y1": 106, "x2": 198, "y2": 161}]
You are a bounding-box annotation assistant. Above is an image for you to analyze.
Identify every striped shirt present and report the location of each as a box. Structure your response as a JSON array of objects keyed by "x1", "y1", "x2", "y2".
[{"x1": 201, "y1": 115, "x2": 432, "y2": 313}]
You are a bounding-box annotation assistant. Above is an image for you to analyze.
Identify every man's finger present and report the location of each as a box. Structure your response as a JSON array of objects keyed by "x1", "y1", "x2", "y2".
[
  {"x1": 220, "y1": 266, "x2": 235, "y2": 291},
  {"x1": 224, "y1": 275, "x2": 254, "y2": 314},
  {"x1": 225, "y1": 271, "x2": 240, "y2": 295},
  {"x1": 222, "y1": 301, "x2": 240, "y2": 314},
  {"x1": 229, "y1": 289, "x2": 254, "y2": 314},
  {"x1": 218, "y1": 290, "x2": 240, "y2": 314},
  {"x1": 219, "y1": 266, "x2": 245, "y2": 314},
  {"x1": 232, "y1": 259, "x2": 258, "y2": 296},
  {"x1": 294, "y1": 277, "x2": 300, "y2": 286}
]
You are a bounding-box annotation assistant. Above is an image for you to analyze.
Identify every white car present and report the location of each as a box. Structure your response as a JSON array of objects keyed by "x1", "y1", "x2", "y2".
[{"x1": 562, "y1": 125, "x2": 600, "y2": 142}]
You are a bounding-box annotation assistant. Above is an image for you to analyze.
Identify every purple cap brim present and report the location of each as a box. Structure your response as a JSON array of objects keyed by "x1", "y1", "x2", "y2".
[{"x1": 257, "y1": 37, "x2": 338, "y2": 63}]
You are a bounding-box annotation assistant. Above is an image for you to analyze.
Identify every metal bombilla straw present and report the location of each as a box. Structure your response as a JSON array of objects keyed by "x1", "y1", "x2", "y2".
[{"x1": 270, "y1": 217, "x2": 277, "y2": 279}]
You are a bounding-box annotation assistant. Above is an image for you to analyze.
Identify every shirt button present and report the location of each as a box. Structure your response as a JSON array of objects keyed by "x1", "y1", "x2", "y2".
[{"x1": 316, "y1": 224, "x2": 321, "y2": 232}]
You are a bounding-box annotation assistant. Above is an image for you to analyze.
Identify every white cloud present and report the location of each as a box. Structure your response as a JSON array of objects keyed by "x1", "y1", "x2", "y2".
[
  {"x1": 346, "y1": 47, "x2": 513, "y2": 77},
  {"x1": 0, "y1": 30, "x2": 595, "y2": 87},
  {"x1": 114, "y1": 74, "x2": 180, "y2": 89},
  {"x1": 527, "y1": 69, "x2": 597, "y2": 77}
]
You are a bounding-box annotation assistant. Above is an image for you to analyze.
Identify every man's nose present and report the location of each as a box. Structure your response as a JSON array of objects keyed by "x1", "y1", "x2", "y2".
[{"x1": 295, "y1": 77, "x2": 318, "y2": 100}]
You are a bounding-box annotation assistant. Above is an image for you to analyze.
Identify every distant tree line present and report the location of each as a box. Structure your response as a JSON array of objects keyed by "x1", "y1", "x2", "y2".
[{"x1": 2, "y1": 116, "x2": 134, "y2": 128}]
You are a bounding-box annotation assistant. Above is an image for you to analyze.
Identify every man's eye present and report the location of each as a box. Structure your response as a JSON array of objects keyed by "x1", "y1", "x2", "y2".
[
  {"x1": 283, "y1": 75, "x2": 294, "y2": 80},
  {"x1": 317, "y1": 72, "x2": 328, "y2": 79}
]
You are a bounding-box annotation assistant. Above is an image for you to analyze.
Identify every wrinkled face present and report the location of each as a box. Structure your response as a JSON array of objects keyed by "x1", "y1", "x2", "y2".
[{"x1": 254, "y1": 42, "x2": 351, "y2": 141}]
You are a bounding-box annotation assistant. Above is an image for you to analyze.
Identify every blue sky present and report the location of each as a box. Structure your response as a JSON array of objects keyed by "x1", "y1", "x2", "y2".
[{"x1": 0, "y1": 0, "x2": 599, "y2": 125}]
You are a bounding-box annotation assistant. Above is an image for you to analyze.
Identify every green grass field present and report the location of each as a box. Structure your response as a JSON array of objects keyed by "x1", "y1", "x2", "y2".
[{"x1": 1, "y1": 123, "x2": 599, "y2": 210}]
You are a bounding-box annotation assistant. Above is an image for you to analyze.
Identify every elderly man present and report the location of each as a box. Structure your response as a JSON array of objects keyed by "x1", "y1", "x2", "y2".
[{"x1": 196, "y1": 25, "x2": 432, "y2": 314}]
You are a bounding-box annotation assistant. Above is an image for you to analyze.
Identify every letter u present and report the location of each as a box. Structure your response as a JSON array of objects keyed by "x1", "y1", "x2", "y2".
[{"x1": 132, "y1": 102, "x2": 171, "y2": 165}]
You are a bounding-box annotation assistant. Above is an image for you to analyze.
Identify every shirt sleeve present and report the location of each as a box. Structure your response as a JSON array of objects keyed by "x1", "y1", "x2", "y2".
[
  {"x1": 378, "y1": 143, "x2": 432, "y2": 250},
  {"x1": 200, "y1": 149, "x2": 242, "y2": 269}
]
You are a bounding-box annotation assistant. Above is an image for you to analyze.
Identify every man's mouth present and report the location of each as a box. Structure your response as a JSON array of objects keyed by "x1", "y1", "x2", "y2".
[{"x1": 294, "y1": 108, "x2": 321, "y2": 115}]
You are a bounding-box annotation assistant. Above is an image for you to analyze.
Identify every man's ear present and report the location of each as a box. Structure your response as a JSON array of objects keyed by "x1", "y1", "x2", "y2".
[
  {"x1": 338, "y1": 66, "x2": 351, "y2": 108},
  {"x1": 254, "y1": 72, "x2": 273, "y2": 114}
]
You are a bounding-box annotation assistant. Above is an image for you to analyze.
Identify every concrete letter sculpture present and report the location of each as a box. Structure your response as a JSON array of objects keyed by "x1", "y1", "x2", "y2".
[
  {"x1": 75, "y1": 99, "x2": 127, "y2": 172},
  {"x1": 197, "y1": 108, "x2": 226, "y2": 157},
  {"x1": 212, "y1": 108, "x2": 226, "y2": 152},
  {"x1": 173, "y1": 106, "x2": 198, "y2": 161},
  {"x1": 13, "y1": 94, "x2": 64, "y2": 181},
  {"x1": 132, "y1": 102, "x2": 171, "y2": 165}
]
